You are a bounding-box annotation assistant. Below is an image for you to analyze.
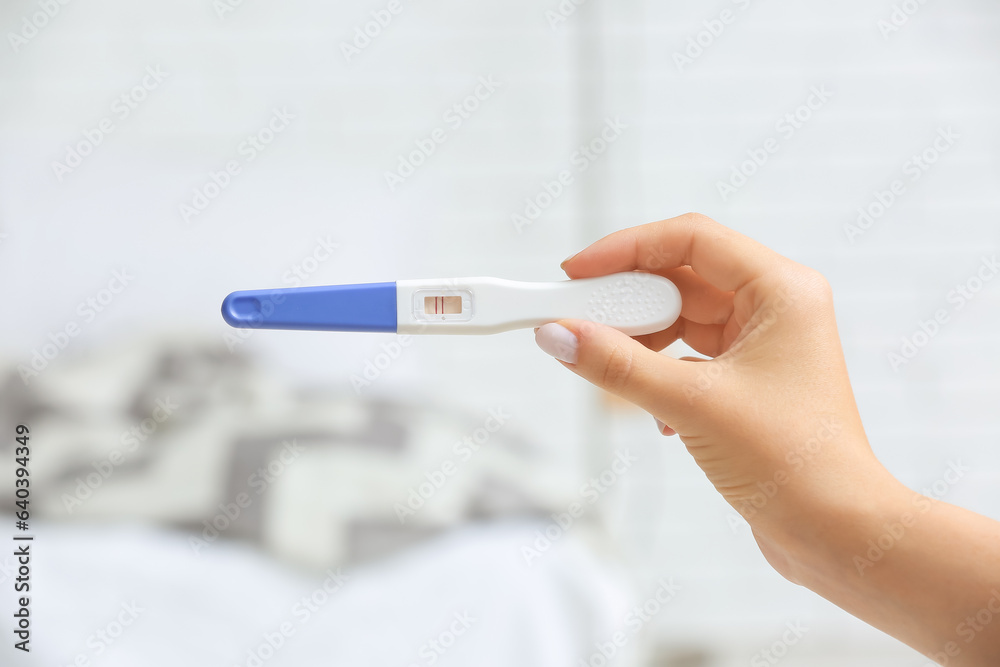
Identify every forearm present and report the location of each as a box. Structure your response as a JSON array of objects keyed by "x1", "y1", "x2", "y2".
[{"x1": 765, "y1": 467, "x2": 1000, "y2": 665}]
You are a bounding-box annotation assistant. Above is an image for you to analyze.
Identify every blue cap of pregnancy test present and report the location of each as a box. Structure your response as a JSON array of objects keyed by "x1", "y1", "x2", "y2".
[{"x1": 221, "y1": 282, "x2": 397, "y2": 332}]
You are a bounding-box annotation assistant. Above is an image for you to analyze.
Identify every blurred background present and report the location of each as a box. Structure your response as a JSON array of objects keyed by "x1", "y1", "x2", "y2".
[{"x1": 1, "y1": 0, "x2": 999, "y2": 665}]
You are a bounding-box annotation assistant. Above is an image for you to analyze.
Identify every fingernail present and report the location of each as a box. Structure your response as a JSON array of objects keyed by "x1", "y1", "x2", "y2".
[
  {"x1": 654, "y1": 418, "x2": 676, "y2": 436},
  {"x1": 535, "y1": 323, "x2": 579, "y2": 364},
  {"x1": 559, "y1": 251, "x2": 579, "y2": 268}
]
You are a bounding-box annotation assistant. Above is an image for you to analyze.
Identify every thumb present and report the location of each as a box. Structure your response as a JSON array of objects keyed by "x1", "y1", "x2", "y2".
[{"x1": 534, "y1": 319, "x2": 701, "y2": 429}]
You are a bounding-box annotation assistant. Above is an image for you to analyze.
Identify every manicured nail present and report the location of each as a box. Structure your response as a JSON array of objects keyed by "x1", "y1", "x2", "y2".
[
  {"x1": 654, "y1": 418, "x2": 676, "y2": 436},
  {"x1": 559, "y1": 251, "x2": 579, "y2": 268},
  {"x1": 535, "y1": 323, "x2": 579, "y2": 364}
]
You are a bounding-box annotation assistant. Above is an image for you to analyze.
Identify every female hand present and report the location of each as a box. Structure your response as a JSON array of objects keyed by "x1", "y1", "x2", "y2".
[
  {"x1": 536, "y1": 213, "x2": 887, "y2": 552},
  {"x1": 535, "y1": 213, "x2": 1000, "y2": 666}
]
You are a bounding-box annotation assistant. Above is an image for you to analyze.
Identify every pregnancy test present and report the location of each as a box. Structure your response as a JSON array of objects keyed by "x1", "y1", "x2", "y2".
[{"x1": 221, "y1": 272, "x2": 681, "y2": 336}]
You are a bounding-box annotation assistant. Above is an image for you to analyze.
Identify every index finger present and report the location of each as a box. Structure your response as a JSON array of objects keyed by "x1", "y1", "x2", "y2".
[{"x1": 561, "y1": 213, "x2": 785, "y2": 293}]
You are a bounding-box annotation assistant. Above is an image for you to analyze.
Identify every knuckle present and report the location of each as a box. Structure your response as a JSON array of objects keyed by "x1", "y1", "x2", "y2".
[
  {"x1": 601, "y1": 343, "x2": 635, "y2": 392},
  {"x1": 766, "y1": 264, "x2": 833, "y2": 310},
  {"x1": 682, "y1": 211, "x2": 716, "y2": 227},
  {"x1": 795, "y1": 266, "x2": 834, "y2": 304}
]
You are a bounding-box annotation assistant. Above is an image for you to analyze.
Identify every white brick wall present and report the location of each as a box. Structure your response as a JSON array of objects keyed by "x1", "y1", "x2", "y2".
[{"x1": 1, "y1": 0, "x2": 997, "y2": 664}]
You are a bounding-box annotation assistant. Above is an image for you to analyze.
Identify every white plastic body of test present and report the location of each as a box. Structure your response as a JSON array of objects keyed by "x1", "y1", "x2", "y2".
[{"x1": 396, "y1": 272, "x2": 681, "y2": 335}]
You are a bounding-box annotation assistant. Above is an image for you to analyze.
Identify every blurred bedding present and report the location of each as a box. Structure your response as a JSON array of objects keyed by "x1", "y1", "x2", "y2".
[
  {"x1": 0, "y1": 335, "x2": 639, "y2": 666},
  {"x1": 0, "y1": 335, "x2": 577, "y2": 569},
  {"x1": 0, "y1": 518, "x2": 634, "y2": 667}
]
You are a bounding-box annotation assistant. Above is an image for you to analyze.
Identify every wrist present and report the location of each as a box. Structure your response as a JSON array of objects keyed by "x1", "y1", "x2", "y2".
[{"x1": 750, "y1": 458, "x2": 910, "y2": 589}]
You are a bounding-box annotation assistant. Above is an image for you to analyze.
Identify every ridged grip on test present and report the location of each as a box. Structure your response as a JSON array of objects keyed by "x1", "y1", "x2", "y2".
[
  {"x1": 221, "y1": 283, "x2": 397, "y2": 332},
  {"x1": 585, "y1": 275, "x2": 679, "y2": 333}
]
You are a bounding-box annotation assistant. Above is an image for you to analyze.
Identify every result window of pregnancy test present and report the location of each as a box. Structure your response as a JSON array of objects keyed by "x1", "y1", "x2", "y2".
[
  {"x1": 412, "y1": 289, "x2": 473, "y2": 322},
  {"x1": 425, "y1": 295, "x2": 462, "y2": 314}
]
